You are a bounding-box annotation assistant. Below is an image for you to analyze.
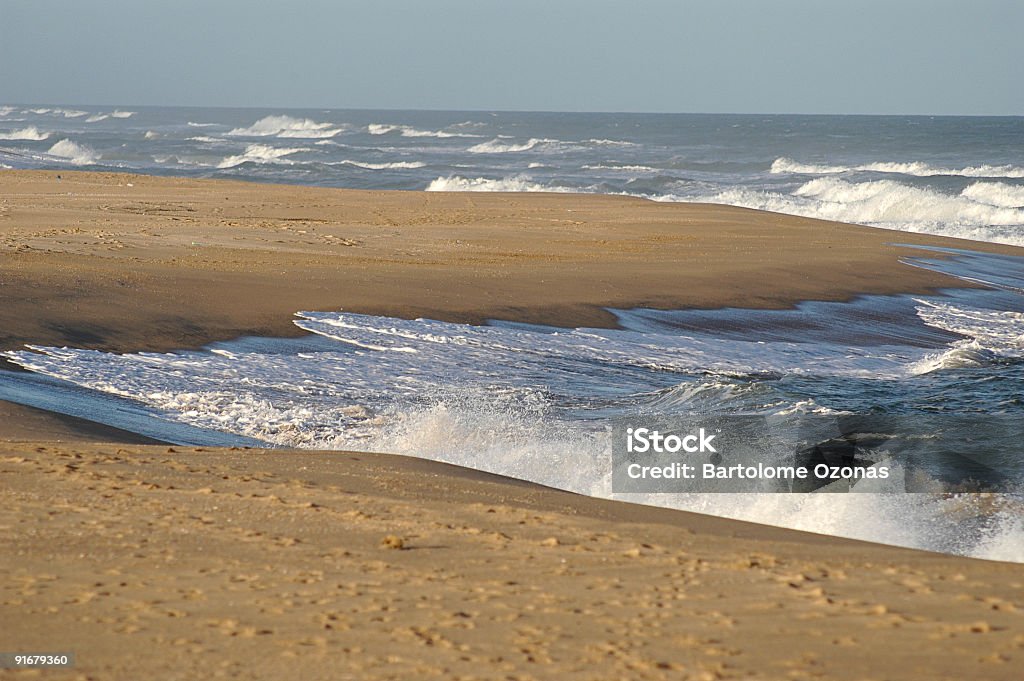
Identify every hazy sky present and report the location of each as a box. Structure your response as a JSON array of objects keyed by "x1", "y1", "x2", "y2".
[{"x1": 3, "y1": 0, "x2": 1021, "y2": 115}]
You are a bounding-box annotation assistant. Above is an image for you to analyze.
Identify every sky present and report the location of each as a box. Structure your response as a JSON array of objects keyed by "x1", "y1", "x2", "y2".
[{"x1": 2, "y1": 0, "x2": 1022, "y2": 115}]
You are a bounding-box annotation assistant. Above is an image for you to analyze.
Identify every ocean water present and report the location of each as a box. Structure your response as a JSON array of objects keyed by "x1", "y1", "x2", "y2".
[
  {"x1": 2, "y1": 106, "x2": 1024, "y2": 561},
  {"x1": 2, "y1": 106, "x2": 1024, "y2": 244}
]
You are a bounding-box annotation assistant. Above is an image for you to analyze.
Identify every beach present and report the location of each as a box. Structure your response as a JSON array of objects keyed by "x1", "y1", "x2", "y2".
[{"x1": 2, "y1": 170, "x2": 1023, "y2": 679}]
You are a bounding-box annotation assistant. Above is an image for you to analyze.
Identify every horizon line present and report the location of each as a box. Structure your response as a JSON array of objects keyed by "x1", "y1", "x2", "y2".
[{"x1": 6, "y1": 101, "x2": 1023, "y2": 119}]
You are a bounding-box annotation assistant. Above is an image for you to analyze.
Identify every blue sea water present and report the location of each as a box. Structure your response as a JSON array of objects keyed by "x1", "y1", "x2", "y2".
[
  {"x1": 2, "y1": 106, "x2": 1023, "y2": 244},
  {"x1": 2, "y1": 106, "x2": 1023, "y2": 560}
]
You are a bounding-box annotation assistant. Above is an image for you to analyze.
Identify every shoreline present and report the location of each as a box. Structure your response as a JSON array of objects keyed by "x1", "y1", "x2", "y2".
[
  {"x1": 2, "y1": 170, "x2": 1022, "y2": 355},
  {"x1": 2, "y1": 170, "x2": 1023, "y2": 678}
]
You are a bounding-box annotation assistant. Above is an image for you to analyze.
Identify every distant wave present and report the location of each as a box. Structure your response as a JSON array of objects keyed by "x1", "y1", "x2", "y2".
[
  {"x1": 468, "y1": 137, "x2": 624, "y2": 154},
  {"x1": 143, "y1": 131, "x2": 160, "y2": 140},
  {"x1": 47, "y1": 139, "x2": 100, "y2": 165},
  {"x1": 426, "y1": 174, "x2": 571, "y2": 192},
  {"x1": 0, "y1": 126, "x2": 50, "y2": 141},
  {"x1": 582, "y1": 163, "x2": 658, "y2": 172},
  {"x1": 187, "y1": 135, "x2": 224, "y2": 143},
  {"x1": 85, "y1": 114, "x2": 109, "y2": 123},
  {"x1": 217, "y1": 144, "x2": 309, "y2": 169},
  {"x1": 772, "y1": 156, "x2": 1024, "y2": 179},
  {"x1": 0, "y1": 106, "x2": 15, "y2": 117},
  {"x1": 337, "y1": 159, "x2": 426, "y2": 170},
  {"x1": 110, "y1": 110, "x2": 135, "y2": 118},
  {"x1": 188, "y1": 121, "x2": 218, "y2": 128},
  {"x1": 367, "y1": 123, "x2": 480, "y2": 138},
  {"x1": 229, "y1": 115, "x2": 344, "y2": 139},
  {"x1": 586, "y1": 138, "x2": 636, "y2": 146},
  {"x1": 467, "y1": 137, "x2": 557, "y2": 153}
]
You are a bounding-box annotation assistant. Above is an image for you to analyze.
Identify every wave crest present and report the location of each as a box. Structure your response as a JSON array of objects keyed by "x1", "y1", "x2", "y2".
[
  {"x1": 367, "y1": 123, "x2": 480, "y2": 138},
  {"x1": 47, "y1": 139, "x2": 100, "y2": 164},
  {"x1": 426, "y1": 175, "x2": 567, "y2": 192},
  {"x1": 0, "y1": 126, "x2": 50, "y2": 141},
  {"x1": 217, "y1": 144, "x2": 309, "y2": 169},
  {"x1": 229, "y1": 115, "x2": 343, "y2": 139},
  {"x1": 772, "y1": 156, "x2": 1024, "y2": 179}
]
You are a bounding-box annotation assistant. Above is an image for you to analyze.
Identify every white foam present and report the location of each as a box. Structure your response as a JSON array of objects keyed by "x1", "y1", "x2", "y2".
[
  {"x1": 909, "y1": 299, "x2": 1024, "y2": 374},
  {"x1": 46, "y1": 139, "x2": 100, "y2": 165},
  {"x1": 0, "y1": 106, "x2": 15, "y2": 117},
  {"x1": 187, "y1": 136, "x2": 224, "y2": 143},
  {"x1": 143, "y1": 130, "x2": 160, "y2": 140},
  {"x1": 687, "y1": 177, "x2": 1024, "y2": 246},
  {"x1": 426, "y1": 174, "x2": 567, "y2": 193},
  {"x1": 217, "y1": 144, "x2": 309, "y2": 169},
  {"x1": 367, "y1": 123, "x2": 480, "y2": 138},
  {"x1": 586, "y1": 138, "x2": 636, "y2": 146},
  {"x1": 0, "y1": 126, "x2": 50, "y2": 141},
  {"x1": 110, "y1": 110, "x2": 135, "y2": 118},
  {"x1": 772, "y1": 157, "x2": 1024, "y2": 179},
  {"x1": 229, "y1": 115, "x2": 343, "y2": 139},
  {"x1": 582, "y1": 163, "x2": 658, "y2": 172},
  {"x1": 5, "y1": 307, "x2": 1023, "y2": 562},
  {"x1": 85, "y1": 114, "x2": 109, "y2": 123},
  {"x1": 337, "y1": 159, "x2": 426, "y2": 170},
  {"x1": 962, "y1": 182, "x2": 1024, "y2": 209},
  {"x1": 467, "y1": 137, "x2": 556, "y2": 153},
  {"x1": 55, "y1": 109, "x2": 88, "y2": 119},
  {"x1": 187, "y1": 121, "x2": 218, "y2": 128}
]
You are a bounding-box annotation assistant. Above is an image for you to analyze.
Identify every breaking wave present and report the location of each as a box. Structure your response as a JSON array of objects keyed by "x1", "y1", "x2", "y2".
[
  {"x1": 426, "y1": 174, "x2": 569, "y2": 193},
  {"x1": 772, "y1": 157, "x2": 1024, "y2": 179},
  {"x1": 217, "y1": 144, "x2": 309, "y2": 169},
  {"x1": 962, "y1": 182, "x2": 1024, "y2": 209},
  {"x1": 338, "y1": 159, "x2": 426, "y2": 170},
  {"x1": 229, "y1": 115, "x2": 344, "y2": 139},
  {"x1": 0, "y1": 126, "x2": 50, "y2": 141},
  {"x1": 467, "y1": 137, "x2": 556, "y2": 153},
  {"x1": 691, "y1": 177, "x2": 1024, "y2": 246},
  {"x1": 47, "y1": 139, "x2": 100, "y2": 165},
  {"x1": 367, "y1": 123, "x2": 480, "y2": 138}
]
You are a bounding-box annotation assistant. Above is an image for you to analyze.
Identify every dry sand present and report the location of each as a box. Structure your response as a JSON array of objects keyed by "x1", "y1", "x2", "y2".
[{"x1": 1, "y1": 170, "x2": 1022, "y2": 679}]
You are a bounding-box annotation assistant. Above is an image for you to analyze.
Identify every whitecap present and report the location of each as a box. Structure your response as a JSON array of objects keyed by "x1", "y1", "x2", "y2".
[
  {"x1": 217, "y1": 144, "x2": 310, "y2": 169},
  {"x1": 0, "y1": 126, "x2": 50, "y2": 141},
  {"x1": 47, "y1": 139, "x2": 100, "y2": 164},
  {"x1": 229, "y1": 115, "x2": 344, "y2": 139},
  {"x1": 771, "y1": 156, "x2": 1024, "y2": 179}
]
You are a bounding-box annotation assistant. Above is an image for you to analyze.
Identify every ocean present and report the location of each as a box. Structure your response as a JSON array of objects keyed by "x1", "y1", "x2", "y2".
[
  {"x1": 2, "y1": 106, "x2": 1023, "y2": 244},
  {"x1": 2, "y1": 105, "x2": 1023, "y2": 561}
]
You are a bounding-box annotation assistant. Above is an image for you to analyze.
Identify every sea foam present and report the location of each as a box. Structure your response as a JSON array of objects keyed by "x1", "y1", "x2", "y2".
[
  {"x1": 367, "y1": 123, "x2": 480, "y2": 138},
  {"x1": 426, "y1": 175, "x2": 565, "y2": 193},
  {"x1": 0, "y1": 126, "x2": 50, "y2": 141},
  {"x1": 229, "y1": 115, "x2": 344, "y2": 139},
  {"x1": 217, "y1": 144, "x2": 309, "y2": 168},
  {"x1": 689, "y1": 177, "x2": 1024, "y2": 246},
  {"x1": 46, "y1": 139, "x2": 100, "y2": 165},
  {"x1": 772, "y1": 157, "x2": 1024, "y2": 179}
]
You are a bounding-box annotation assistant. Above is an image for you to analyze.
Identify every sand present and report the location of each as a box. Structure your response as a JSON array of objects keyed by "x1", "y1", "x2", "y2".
[
  {"x1": 4, "y1": 444, "x2": 1022, "y2": 680},
  {"x1": 1, "y1": 170, "x2": 1022, "y2": 679},
  {"x1": 1, "y1": 170, "x2": 1020, "y2": 354}
]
